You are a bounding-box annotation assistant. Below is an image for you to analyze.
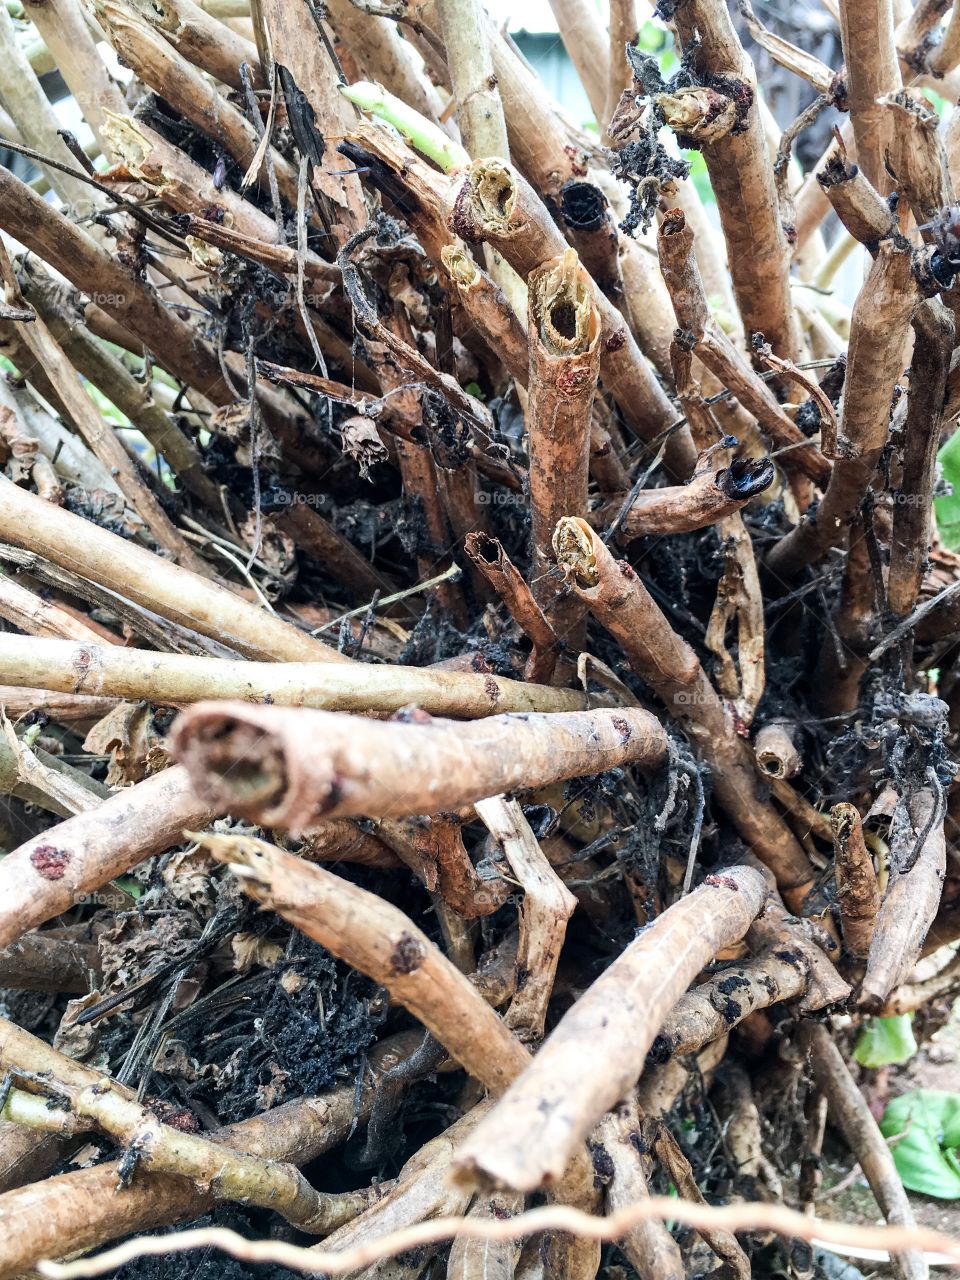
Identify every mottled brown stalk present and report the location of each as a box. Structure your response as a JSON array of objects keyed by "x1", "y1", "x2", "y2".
[
  {"x1": 449, "y1": 158, "x2": 698, "y2": 478},
  {"x1": 0, "y1": 1032, "x2": 427, "y2": 1278},
  {"x1": 205, "y1": 832, "x2": 530, "y2": 1093},
  {"x1": 668, "y1": 0, "x2": 799, "y2": 360},
  {"x1": 0, "y1": 480, "x2": 350, "y2": 664},
  {"x1": 0, "y1": 1042, "x2": 378, "y2": 1233},
  {"x1": 526, "y1": 249, "x2": 601, "y2": 638},
  {"x1": 559, "y1": 181, "x2": 626, "y2": 307},
  {"x1": 766, "y1": 241, "x2": 921, "y2": 578},
  {"x1": 649, "y1": 948, "x2": 809, "y2": 1065},
  {"x1": 451, "y1": 865, "x2": 767, "y2": 1192},
  {"x1": 889, "y1": 300, "x2": 955, "y2": 620},
  {"x1": 553, "y1": 517, "x2": 816, "y2": 904},
  {"x1": 860, "y1": 788, "x2": 947, "y2": 1011},
  {"x1": 0, "y1": 765, "x2": 217, "y2": 948},
  {"x1": 597, "y1": 1099, "x2": 685, "y2": 1280},
  {"x1": 171, "y1": 701, "x2": 669, "y2": 827},
  {"x1": 879, "y1": 90, "x2": 953, "y2": 227},
  {"x1": 656, "y1": 209, "x2": 827, "y2": 487},
  {"x1": 591, "y1": 450, "x2": 775, "y2": 539},
  {"x1": 463, "y1": 533, "x2": 560, "y2": 682},
  {"x1": 797, "y1": 1020, "x2": 927, "y2": 1280},
  {"x1": 831, "y1": 802, "x2": 882, "y2": 959},
  {"x1": 836, "y1": 0, "x2": 902, "y2": 193},
  {"x1": 745, "y1": 893, "x2": 850, "y2": 1011}
]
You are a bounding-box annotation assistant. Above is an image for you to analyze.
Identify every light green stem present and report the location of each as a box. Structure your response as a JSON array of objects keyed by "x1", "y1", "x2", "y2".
[{"x1": 340, "y1": 80, "x2": 470, "y2": 173}]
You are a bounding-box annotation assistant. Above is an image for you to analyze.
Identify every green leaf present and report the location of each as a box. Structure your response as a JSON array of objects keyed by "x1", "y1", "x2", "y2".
[
  {"x1": 935, "y1": 427, "x2": 960, "y2": 549},
  {"x1": 853, "y1": 1014, "x2": 918, "y2": 1068},
  {"x1": 880, "y1": 1090, "x2": 960, "y2": 1199}
]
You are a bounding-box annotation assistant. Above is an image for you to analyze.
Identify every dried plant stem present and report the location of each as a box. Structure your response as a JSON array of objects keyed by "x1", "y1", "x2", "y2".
[
  {"x1": 311, "y1": 1105, "x2": 486, "y2": 1267},
  {"x1": 656, "y1": 209, "x2": 827, "y2": 487},
  {"x1": 797, "y1": 1019, "x2": 927, "y2": 1280},
  {"x1": 204, "y1": 832, "x2": 531, "y2": 1093},
  {"x1": 449, "y1": 158, "x2": 698, "y2": 478},
  {"x1": 831, "y1": 802, "x2": 881, "y2": 959},
  {"x1": 0, "y1": 1031, "x2": 429, "y2": 1277},
  {"x1": 837, "y1": 0, "x2": 901, "y2": 193},
  {"x1": 669, "y1": 0, "x2": 798, "y2": 360},
  {"x1": 650, "y1": 949, "x2": 810, "y2": 1065},
  {"x1": 888, "y1": 300, "x2": 955, "y2": 620},
  {"x1": 172, "y1": 702, "x2": 668, "y2": 827},
  {"x1": 92, "y1": 0, "x2": 298, "y2": 208},
  {"x1": 474, "y1": 796, "x2": 577, "y2": 1042},
  {"x1": 0, "y1": 4, "x2": 94, "y2": 207},
  {"x1": 463, "y1": 533, "x2": 560, "y2": 682},
  {"x1": 1, "y1": 1075, "x2": 379, "y2": 1233},
  {"x1": 0, "y1": 479, "x2": 350, "y2": 663},
  {"x1": 651, "y1": 1120, "x2": 751, "y2": 1279},
  {"x1": 435, "y1": 0, "x2": 507, "y2": 158},
  {"x1": 0, "y1": 254, "x2": 208, "y2": 575},
  {"x1": 0, "y1": 166, "x2": 238, "y2": 409},
  {"x1": 590, "y1": 448, "x2": 775, "y2": 539},
  {"x1": 0, "y1": 571, "x2": 112, "y2": 644},
  {"x1": 745, "y1": 889, "x2": 849, "y2": 1010},
  {"x1": 20, "y1": 267, "x2": 222, "y2": 511},
  {"x1": 545, "y1": 0, "x2": 606, "y2": 120},
  {"x1": 125, "y1": 0, "x2": 262, "y2": 91},
  {"x1": 597, "y1": 1099, "x2": 685, "y2": 1280},
  {"x1": 860, "y1": 788, "x2": 947, "y2": 1011},
  {"x1": 449, "y1": 866, "x2": 766, "y2": 1193},
  {"x1": 754, "y1": 723, "x2": 802, "y2": 779},
  {"x1": 767, "y1": 241, "x2": 920, "y2": 578},
  {"x1": 553, "y1": 517, "x2": 816, "y2": 905},
  {"x1": 0, "y1": 765, "x2": 217, "y2": 948},
  {"x1": 260, "y1": 0, "x2": 366, "y2": 235},
  {"x1": 526, "y1": 249, "x2": 601, "y2": 638},
  {"x1": 0, "y1": 636, "x2": 609, "y2": 717}
]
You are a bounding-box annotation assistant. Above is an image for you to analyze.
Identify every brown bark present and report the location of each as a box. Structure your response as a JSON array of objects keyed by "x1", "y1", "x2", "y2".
[
  {"x1": 837, "y1": 0, "x2": 902, "y2": 193},
  {"x1": 649, "y1": 948, "x2": 808, "y2": 1064},
  {"x1": 797, "y1": 1020, "x2": 927, "y2": 1280},
  {"x1": 657, "y1": 210, "x2": 827, "y2": 487},
  {"x1": 553, "y1": 517, "x2": 816, "y2": 903},
  {"x1": 591, "y1": 449, "x2": 775, "y2": 539},
  {"x1": 525, "y1": 249, "x2": 601, "y2": 639},
  {"x1": 0, "y1": 1032, "x2": 427, "y2": 1278},
  {"x1": 831, "y1": 802, "x2": 882, "y2": 959},
  {"x1": 449, "y1": 158, "x2": 698, "y2": 478},
  {"x1": 860, "y1": 788, "x2": 947, "y2": 1011},
  {"x1": 669, "y1": 0, "x2": 799, "y2": 360},
  {"x1": 171, "y1": 702, "x2": 669, "y2": 826},
  {"x1": 767, "y1": 242, "x2": 921, "y2": 578},
  {"x1": 0, "y1": 480, "x2": 350, "y2": 664},
  {"x1": 463, "y1": 533, "x2": 560, "y2": 682},
  {"x1": 203, "y1": 832, "x2": 531, "y2": 1094},
  {"x1": 0, "y1": 766, "x2": 216, "y2": 948},
  {"x1": 450, "y1": 865, "x2": 767, "y2": 1192}
]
